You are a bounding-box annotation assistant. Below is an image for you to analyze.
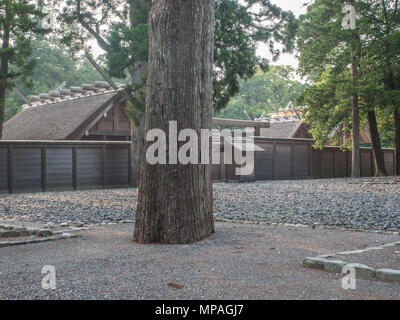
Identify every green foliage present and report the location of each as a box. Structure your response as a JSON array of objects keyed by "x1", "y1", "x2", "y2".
[
  {"x1": 217, "y1": 65, "x2": 308, "y2": 120},
  {"x1": 5, "y1": 37, "x2": 105, "y2": 121},
  {"x1": 297, "y1": 0, "x2": 400, "y2": 148},
  {"x1": 56, "y1": 0, "x2": 298, "y2": 113}
]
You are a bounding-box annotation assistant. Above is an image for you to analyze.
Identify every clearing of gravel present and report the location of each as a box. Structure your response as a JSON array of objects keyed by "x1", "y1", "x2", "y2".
[{"x1": 0, "y1": 177, "x2": 399, "y2": 231}]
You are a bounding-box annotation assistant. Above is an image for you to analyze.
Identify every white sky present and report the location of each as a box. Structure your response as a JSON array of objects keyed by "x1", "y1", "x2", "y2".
[
  {"x1": 92, "y1": 0, "x2": 309, "y2": 68},
  {"x1": 259, "y1": 0, "x2": 309, "y2": 68}
]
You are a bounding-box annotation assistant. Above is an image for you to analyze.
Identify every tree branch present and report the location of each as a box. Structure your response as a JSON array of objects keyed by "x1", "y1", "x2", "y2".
[{"x1": 76, "y1": 0, "x2": 110, "y2": 52}]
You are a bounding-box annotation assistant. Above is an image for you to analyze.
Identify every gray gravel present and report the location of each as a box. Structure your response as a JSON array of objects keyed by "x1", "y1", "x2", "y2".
[
  {"x1": 0, "y1": 177, "x2": 399, "y2": 231},
  {"x1": 0, "y1": 222, "x2": 399, "y2": 300}
]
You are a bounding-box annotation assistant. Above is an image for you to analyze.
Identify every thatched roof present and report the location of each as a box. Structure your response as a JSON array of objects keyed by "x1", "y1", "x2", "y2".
[
  {"x1": 3, "y1": 90, "x2": 122, "y2": 140},
  {"x1": 260, "y1": 121, "x2": 303, "y2": 138}
]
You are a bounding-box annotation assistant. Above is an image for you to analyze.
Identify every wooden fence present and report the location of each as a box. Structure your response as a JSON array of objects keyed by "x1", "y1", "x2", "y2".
[
  {"x1": 0, "y1": 138, "x2": 396, "y2": 193},
  {"x1": 212, "y1": 137, "x2": 396, "y2": 182},
  {"x1": 0, "y1": 141, "x2": 131, "y2": 193}
]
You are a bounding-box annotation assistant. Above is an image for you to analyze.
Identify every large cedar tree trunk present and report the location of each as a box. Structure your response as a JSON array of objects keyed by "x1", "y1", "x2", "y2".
[
  {"x1": 367, "y1": 110, "x2": 387, "y2": 176},
  {"x1": 134, "y1": 0, "x2": 215, "y2": 244},
  {"x1": 395, "y1": 107, "x2": 400, "y2": 175}
]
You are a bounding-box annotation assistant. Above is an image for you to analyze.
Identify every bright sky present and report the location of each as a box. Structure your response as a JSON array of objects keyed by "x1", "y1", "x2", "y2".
[{"x1": 259, "y1": 0, "x2": 310, "y2": 68}]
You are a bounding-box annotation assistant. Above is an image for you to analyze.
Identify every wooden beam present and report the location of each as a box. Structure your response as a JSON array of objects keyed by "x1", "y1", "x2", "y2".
[
  {"x1": 213, "y1": 118, "x2": 269, "y2": 129},
  {"x1": 85, "y1": 53, "x2": 118, "y2": 90}
]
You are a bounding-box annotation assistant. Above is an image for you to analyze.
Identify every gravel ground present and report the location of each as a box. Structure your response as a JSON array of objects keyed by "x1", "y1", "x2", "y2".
[
  {"x1": 0, "y1": 177, "x2": 399, "y2": 231},
  {"x1": 0, "y1": 222, "x2": 399, "y2": 300}
]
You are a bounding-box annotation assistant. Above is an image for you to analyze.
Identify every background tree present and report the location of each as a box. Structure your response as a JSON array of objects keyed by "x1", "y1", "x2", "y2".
[
  {"x1": 134, "y1": 0, "x2": 215, "y2": 244},
  {"x1": 5, "y1": 36, "x2": 105, "y2": 121},
  {"x1": 0, "y1": 0, "x2": 47, "y2": 139},
  {"x1": 217, "y1": 65, "x2": 308, "y2": 120},
  {"x1": 297, "y1": 0, "x2": 381, "y2": 177}
]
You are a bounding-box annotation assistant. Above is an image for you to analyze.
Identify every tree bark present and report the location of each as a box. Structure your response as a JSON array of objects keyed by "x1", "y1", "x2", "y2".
[
  {"x1": 0, "y1": 25, "x2": 10, "y2": 140},
  {"x1": 395, "y1": 107, "x2": 400, "y2": 175},
  {"x1": 134, "y1": 0, "x2": 215, "y2": 244},
  {"x1": 130, "y1": 117, "x2": 144, "y2": 187},
  {"x1": 351, "y1": 64, "x2": 360, "y2": 178},
  {"x1": 367, "y1": 109, "x2": 387, "y2": 176}
]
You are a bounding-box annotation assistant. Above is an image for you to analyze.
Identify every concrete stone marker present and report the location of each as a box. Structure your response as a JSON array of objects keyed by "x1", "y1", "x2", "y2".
[
  {"x1": 323, "y1": 260, "x2": 347, "y2": 273},
  {"x1": 303, "y1": 257, "x2": 327, "y2": 270},
  {"x1": 376, "y1": 269, "x2": 400, "y2": 282},
  {"x1": 346, "y1": 263, "x2": 376, "y2": 279}
]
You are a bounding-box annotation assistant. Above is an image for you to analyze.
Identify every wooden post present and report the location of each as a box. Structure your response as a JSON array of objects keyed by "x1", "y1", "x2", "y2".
[
  {"x1": 320, "y1": 149, "x2": 323, "y2": 179},
  {"x1": 41, "y1": 145, "x2": 47, "y2": 192},
  {"x1": 333, "y1": 149, "x2": 336, "y2": 178},
  {"x1": 272, "y1": 142, "x2": 277, "y2": 180},
  {"x1": 101, "y1": 145, "x2": 106, "y2": 188},
  {"x1": 128, "y1": 144, "x2": 132, "y2": 187},
  {"x1": 309, "y1": 142, "x2": 313, "y2": 179},
  {"x1": 290, "y1": 142, "x2": 295, "y2": 178},
  {"x1": 7, "y1": 144, "x2": 13, "y2": 194},
  {"x1": 73, "y1": 145, "x2": 78, "y2": 190}
]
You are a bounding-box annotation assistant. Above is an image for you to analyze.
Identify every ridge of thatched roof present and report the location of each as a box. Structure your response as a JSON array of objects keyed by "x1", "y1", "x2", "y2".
[
  {"x1": 3, "y1": 88, "x2": 123, "y2": 140},
  {"x1": 260, "y1": 121, "x2": 303, "y2": 138}
]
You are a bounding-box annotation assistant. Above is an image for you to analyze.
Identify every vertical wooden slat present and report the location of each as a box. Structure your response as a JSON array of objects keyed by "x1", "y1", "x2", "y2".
[
  {"x1": 128, "y1": 145, "x2": 132, "y2": 187},
  {"x1": 333, "y1": 149, "x2": 336, "y2": 178},
  {"x1": 101, "y1": 145, "x2": 106, "y2": 188},
  {"x1": 309, "y1": 143, "x2": 313, "y2": 178},
  {"x1": 41, "y1": 144, "x2": 47, "y2": 191},
  {"x1": 320, "y1": 149, "x2": 323, "y2": 179},
  {"x1": 272, "y1": 142, "x2": 277, "y2": 180},
  {"x1": 73, "y1": 145, "x2": 78, "y2": 190},
  {"x1": 8, "y1": 144, "x2": 13, "y2": 194},
  {"x1": 290, "y1": 142, "x2": 294, "y2": 178}
]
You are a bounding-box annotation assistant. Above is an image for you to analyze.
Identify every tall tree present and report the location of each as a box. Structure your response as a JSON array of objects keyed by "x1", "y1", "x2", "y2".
[
  {"x1": 0, "y1": 0, "x2": 46, "y2": 139},
  {"x1": 57, "y1": 0, "x2": 297, "y2": 184},
  {"x1": 297, "y1": 0, "x2": 375, "y2": 177},
  {"x1": 134, "y1": 0, "x2": 215, "y2": 244}
]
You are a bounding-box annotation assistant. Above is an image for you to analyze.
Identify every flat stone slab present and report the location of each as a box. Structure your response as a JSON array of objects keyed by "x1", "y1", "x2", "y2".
[
  {"x1": 376, "y1": 269, "x2": 400, "y2": 282},
  {"x1": 323, "y1": 260, "x2": 347, "y2": 273},
  {"x1": 0, "y1": 233, "x2": 78, "y2": 248},
  {"x1": 346, "y1": 263, "x2": 376, "y2": 279},
  {"x1": 303, "y1": 257, "x2": 327, "y2": 269}
]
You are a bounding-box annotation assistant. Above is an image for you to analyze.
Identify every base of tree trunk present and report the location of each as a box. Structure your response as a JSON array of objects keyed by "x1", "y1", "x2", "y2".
[{"x1": 134, "y1": 0, "x2": 215, "y2": 244}]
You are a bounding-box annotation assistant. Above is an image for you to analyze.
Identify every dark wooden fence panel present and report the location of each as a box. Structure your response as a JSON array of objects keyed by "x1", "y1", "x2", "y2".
[
  {"x1": 275, "y1": 143, "x2": 291, "y2": 179},
  {"x1": 14, "y1": 146, "x2": 42, "y2": 192},
  {"x1": 312, "y1": 149, "x2": 322, "y2": 179},
  {"x1": 321, "y1": 149, "x2": 335, "y2": 178},
  {"x1": 0, "y1": 147, "x2": 7, "y2": 191},
  {"x1": 77, "y1": 146, "x2": 102, "y2": 187},
  {"x1": 254, "y1": 142, "x2": 274, "y2": 180},
  {"x1": 360, "y1": 149, "x2": 372, "y2": 177},
  {"x1": 105, "y1": 146, "x2": 130, "y2": 186},
  {"x1": 221, "y1": 138, "x2": 396, "y2": 181},
  {"x1": 384, "y1": 150, "x2": 395, "y2": 176},
  {"x1": 46, "y1": 146, "x2": 73, "y2": 190},
  {"x1": 335, "y1": 150, "x2": 348, "y2": 178},
  {"x1": 293, "y1": 143, "x2": 310, "y2": 178},
  {"x1": 0, "y1": 141, "x2": 131, "y2": 193}
]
